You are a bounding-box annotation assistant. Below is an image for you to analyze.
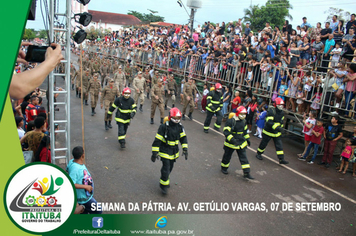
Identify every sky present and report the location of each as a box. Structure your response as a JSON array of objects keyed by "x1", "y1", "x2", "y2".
[{"x1": 26, "y1": 0, "x2": 356, "y2": 30}]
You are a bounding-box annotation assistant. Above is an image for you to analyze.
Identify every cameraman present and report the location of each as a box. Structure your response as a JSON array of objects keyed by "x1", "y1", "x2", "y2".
[{"x1": 9, "y1": 42, "x2": 64, "y2": 99}]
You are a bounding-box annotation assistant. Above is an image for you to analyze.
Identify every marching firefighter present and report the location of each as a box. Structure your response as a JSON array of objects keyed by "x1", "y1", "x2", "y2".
[
  {"x1": 203, "y1": 83, "x2": 223, "y2": 133},
  {"x1": 221, "y1": 106, "x2": 254, "y2": 179},
  {"x1": 150, "y1": 78, "x2": 165, "y2": 124},
  {"x1": 256, "y1": 97, "x2": 289, "y2": 164},
  {"x1": 101, "y1": 78, "x2": 120, "y2": 130},
  {"x1": 107, "y1": 88, "x2": 137, "y2": 148},
  {"x1": 165, "y1": 73, "x2": 178, "y2": 110},
  {"x1": 151, "y1": 107, "x2": 188, "y2": 194}
]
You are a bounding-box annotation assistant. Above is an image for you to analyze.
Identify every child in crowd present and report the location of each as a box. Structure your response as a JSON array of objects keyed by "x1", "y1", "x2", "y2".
[
  {"x1": 195, "y1": 92, "x2": 200, "y2": 109},
  {"x1": 34, "y1": 136, "x2": 51, "y2": 163},
  {"x1": 254, "y1": 105, "x2": 267, "y2": 139},
  {"x1": 201, "y1": 84, "x2": 209, "y2": 113},
  {"x1": 337, "y1": 139, "x2": 353, "y2": 174},
  {"x1": 330, "y1": 42, "x2": 342, "y2": 68},
  {"x1": 246, "y1": 95, "x2": 258, "y2": 134},
  {"x1": 299, "y1": 110, "x2": 317, "y2": 160},
  {"x1": 310, "y1": 87, "x2": 322, "y2": 115},
  {"x1": 245, "y1": 66, "x2": 253, "y2": 88},
  {"x1": 67, "y1": 146, "x2": 102, "y2": 214},
  {"x1": 300, "y1": 118, "x2": 324, "y2": 164},
  {"x1": 267, "y1": 71, "x2": 273, "y2": 92},
  {"x1": 296, "y1": 85, "x2": 304, "y2": 114},
  {"x1": 16, "y1": 116, "x2": 25, "y2": 139},
  {"x1": 278, "y1": 79, "x2": 288, "y2": 102}
]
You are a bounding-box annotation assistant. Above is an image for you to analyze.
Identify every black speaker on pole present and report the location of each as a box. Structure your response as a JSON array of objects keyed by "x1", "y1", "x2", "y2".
[{"x1": 28, "y1": 0, "x2": 37, "y2": 21}]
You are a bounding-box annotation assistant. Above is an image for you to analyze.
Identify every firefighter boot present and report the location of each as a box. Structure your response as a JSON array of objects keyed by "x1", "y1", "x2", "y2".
[
  {"x1": 160, "y1": 184, "x2": 168, "y2": 195},
  {"x1": 160, "y1": 118, "x2": 163, "y2": 124},
  {"x1": 108, "y1": 121, "x2": 112, "y2": 129},
  {"x1": 139, "y1": 104, "x2": 143, "y2": 112},
  {"x1": 256, "y1": 154, "x2": 263, "y2": 160},
  {"x1": 279, "y1": 159, "x2": 289, "y2": 165},
  {"x1": 105, "y1": 121, "x2": 108, "y2": 130},
  {"x1": 221, "y1": 167, "x2": 228, "y2": 175},
  {"x1": 188, "y1": 112, "x2": 193, "y2": 120},
  {"x1": 243, "y1": 172, "x2": 255, "y2": 179},
  {"x1": 172, "y1": 104, "x2": 175, "y2": 108},
  {"x1": 120, "y1": 142, "x2": 126, "y2": 148},
  {"x1": 150, "y1": 118, "x2": 154, "y2": 124}
]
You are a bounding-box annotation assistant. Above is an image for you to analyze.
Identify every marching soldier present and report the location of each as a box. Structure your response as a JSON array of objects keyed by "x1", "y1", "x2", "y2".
[
  {"x1": 203, "y1": 83, "x2": 223, "y2": 133},
  {"x1": 81, "y1": 68, "x2": 91, "y2": 106},
  {"x1": 124, "y1": 62, "x2": 132, "y2": 87},
  {"x1": 150, "y1": 78, "x2": 165, "y2": 124},
  {"x1": 101, "y1": 78, "x2": 120, "y2": 130},
  {"x1": 133, "y1": 71, "x2": 146, "y2": 112},
  {"x1": 143, "y1": 67, "x2": 151, "y2": 99},
  {"x1": 87, "y1": 73, "x2": 101, "y2": 116},
  {"x1": 70, "y1": 62, "x2": 77, "y2": 91},
  {"x1": 256, "y1": 97, "x2": 289, "y2": 164},
  {"x1": 182, "y1": 77, "x2": 196, "y2": 121},
  {"x1": 221, "y1": 106, "x2": 254, "y2": 179},
  {"x1": 164, "y1": 73, "x2": 178, "y2": 110},
  {"x1": 100, "y1": 62, "x2": 110, "y2": 87},
  {"x1": 107, "y1": 88, "x2": 137, "y2": 148},
  {"x1": 112, "y1": 61, "x2": 120, "y2": 75},
  {"x1": 76, "y1": 66, "x2": 83, "y2": 98},
  {"x1": 151, "y1": 71, "x2": 159, "y2": 86},
  {"x1": 113, "y1": 66, "x2": 126, "y2": 94},
  {"x1": 151, "y1": 107, "x2": 188, "y2": 194},
  {"x1": 91, "y1": 59, "x2": 100, "y2": 75}
]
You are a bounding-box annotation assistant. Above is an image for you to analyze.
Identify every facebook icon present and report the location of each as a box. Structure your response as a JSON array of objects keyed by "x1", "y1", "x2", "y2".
[{"x1": 92, "y1": 217, "x2": 104, "y2": 228}]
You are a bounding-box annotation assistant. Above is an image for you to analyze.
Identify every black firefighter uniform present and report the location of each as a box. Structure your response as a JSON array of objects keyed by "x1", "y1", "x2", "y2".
[
  {"x1": 204, "y1": 90, "x2": 223, "y2": 132},
  {"x1": 107, "y1": 96, "x2": 137, "y2": 145},
  {"x1": 151, "y1": 121, "x2": 188, "y2": 188}
]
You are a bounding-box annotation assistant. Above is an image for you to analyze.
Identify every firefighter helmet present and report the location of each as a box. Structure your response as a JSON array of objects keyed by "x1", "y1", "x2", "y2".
[
  {"x1": 235, "y1": 106, "x2": 247, "y2": 120},
  {"x1": 169, "y1": 107, "x2": 182, "y2": 123},
  {"x1": 215, "y1": 83, "x2": 222, "y2": 90},
  {"x1": 122, "y1": 87, "x2": 131, "y2": 99},
  {"x1": 275, "y1": 97, "x2": 284, "y2": 110}
]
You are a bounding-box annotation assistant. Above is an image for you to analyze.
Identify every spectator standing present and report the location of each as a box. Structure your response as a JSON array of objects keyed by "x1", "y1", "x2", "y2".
[
  {"x1": 330, "y1": 15, "x2": 339, "y2": 33},
  {"x1": 15, "y1": 116, "x2": 25, "y2": 139},
  {"x1": 345, "y1": 14, "x2": 356, "y2": 35},
  {"x1": 333, "y1": 20, "x2": 344, "y2": 44},
  {"x1": 246, "y1": 95, "x2": 258, "y2": 134},
  {"x1": 301, "y1": 17, "x2": 312, "y2": 29},
  {"x1": 320, "y1": 22, "x2": 332, "y2": 45},
  {"x1": 337, "y1": 139, "x2": 353, "y2": 174},
  {"x1": 231, "y1": 91, "x2": 241, "y2": 112},
  {"x1": 310, "y1": 23, "x2": 322, "y2": 43},
  {"x1": 222, "y1": 86, "x2": 232, "y2": 118},
  {"x1": 299, "y1": 111, "x2": 317, "y2": 159},
  {"x1": 201, "y1": 84, "x2": 209, "y2": 113},
  {"x1": 343, "y1": 63, "x2": 356, "y2": 117},
  {"x1": 254, "y1": 105, "x2": 267, "y2": 139},
  {"x1": 25, "y1": 95, "x2": 39, "y2": 124},
  {"x1": 301, "y1": 118, "x2": 324, "y2": 164},
  {"x1": 34, "y1": 136, "x2": 51, "y2": 163},
  {"x1": 319, "y1": 115, "x2": 343, "y2": 168}
]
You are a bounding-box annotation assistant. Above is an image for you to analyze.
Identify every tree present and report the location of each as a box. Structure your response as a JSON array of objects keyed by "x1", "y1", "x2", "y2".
[
  {"x1": 324, "y1": 7, "x2": 351, "y2": 23},
  {"x1": 38, "y1": 30, "x2": 48, "y2": 39},
  {"x1": 128, "y1": 10, "x2": 165, "y2": 23},
  {"x1": 243, "y1": 0, "x2": 293, "y2": 31},
  {"x1": 23, "y1": 28, "x2": 36, "y2": 40}
]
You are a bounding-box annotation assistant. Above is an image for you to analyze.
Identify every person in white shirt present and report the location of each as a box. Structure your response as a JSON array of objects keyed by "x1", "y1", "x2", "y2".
[
  {"x1": 15, "y1": 116, "x2": 25, "y2": 139},
  {"x1": 330, "y1": 42, "x2": 342, "y2": 67}
]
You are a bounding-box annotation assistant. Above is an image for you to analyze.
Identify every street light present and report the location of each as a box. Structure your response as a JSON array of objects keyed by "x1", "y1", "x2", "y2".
[
  {"x1": 74, "y1": 12, "x2": 92, "y2": 27},
  {"x1": 73, "y1": 27, "x2": 87, "y2": 44}
]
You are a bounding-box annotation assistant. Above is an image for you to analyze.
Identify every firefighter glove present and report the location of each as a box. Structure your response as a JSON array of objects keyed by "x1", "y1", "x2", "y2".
[
  {"x1": 130, "y1": 112, "x2": 135, "y2": 119},
  {"x1": 247, "y1": 139, "x2": 251, "y2": 147},
  {"x1": 151, "y1": 152, "x2": 158, "y2": 162},
  {"x1": 183, "y1": 148, "x2": 188, "y2": 160}
]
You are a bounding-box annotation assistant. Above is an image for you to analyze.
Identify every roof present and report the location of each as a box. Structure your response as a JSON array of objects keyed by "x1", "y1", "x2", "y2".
[
  {"x1": 88, "y1": 10, "x2": 142, "y2": 26},
  {"x1": 150, "y1": 22, "x2": 181, "y2": 27}
]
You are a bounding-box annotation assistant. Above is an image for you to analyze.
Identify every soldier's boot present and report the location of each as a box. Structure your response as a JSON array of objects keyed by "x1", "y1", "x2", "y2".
[
  {"x1": 182, "y1": 114, "x2": 186, "y2": 120},
  {"x1": 76, "y1": 89, "x2": 79, "y2": 97},
  {"x1": 85, "y1": 100, "x2": 88, "y2": 106},
  {"x1": 105, "y1": 121, "x2": 108, "y2": 130},
  {"x1": 78, "y1": 93, "x2": 81, "y2": 98},
  {"x1": 221, "y1": 167, "x2": 228, "y2": 175},
  {"x1": 139, "y1": 104, "x2": 143, "y2": 112},
  {"x1": 188, "y1": 112, "x2": 193, "y2": 120},
  {"x1": 160, "y1": 118, "x2": 163, "y2": 124},
  {"x1": 94, "y1": 109, "x2": 96, "y2": 114},
  {"x1": 91, "y1": 108, "x2": 95, "y2": 116},
  {"x1": 147, "y1": 92, "x2": 150, "y2": 99},
  {"x1": 164, "y1": 104, "x2": 167, "y2": 110},
  {"x1": 160, "y1": 184, "x2": 168, "y2": 195},
  {"x1": 172, "y1": 104, "x2": 175, "y2": 108},
  {"x1": 243, "y1": 172, "x2": 254, "y2": 179},
  {"x1": 72, "y1": 84, "x2": 74, "y2": 90},
  {"x1": 279, "y1": 159, "x2": 289, "y2": 165},
  {"x1": 256, "y1": 154, "x2": 263, "y2": 160},
  {"x1": 128, "y1": 83, "x2": 131, "y2": 87},
  {"x1": 150, "y1": 118, "x2": 154, "y2": 124},
  {"x1": 108, "y1": 121, "x2": 112, "y2": 129}
]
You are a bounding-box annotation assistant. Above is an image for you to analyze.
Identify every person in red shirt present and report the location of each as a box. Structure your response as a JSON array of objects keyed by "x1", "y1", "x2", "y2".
[
  {"x1": 25, "y1": 95, "x2": 39, "y2": 124},
  {"x1": 34, "y1": 136, "x2": 51, "y2": 163},
  {"x1": 301, "y1": 118, "x2": 324, "y2": 164},
  {"x1": 231, "y1": 91, "x2": 241, "y2": 112}
]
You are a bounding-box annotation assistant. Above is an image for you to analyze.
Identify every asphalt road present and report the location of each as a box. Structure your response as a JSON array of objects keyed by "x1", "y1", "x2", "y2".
[{"x1": 49, "y1": 54, "x2": 356, "y2": 235}]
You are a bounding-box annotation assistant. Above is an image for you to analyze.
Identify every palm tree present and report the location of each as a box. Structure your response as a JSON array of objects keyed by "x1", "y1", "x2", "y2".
[{"x1": 243, "y1": 5, "x2": 260, "y2": 24}]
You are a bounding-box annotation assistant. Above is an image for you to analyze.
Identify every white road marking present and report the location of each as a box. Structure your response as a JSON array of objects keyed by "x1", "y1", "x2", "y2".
[{"x1": 185, "y1": 114, "x2": 356, "y2": 205}]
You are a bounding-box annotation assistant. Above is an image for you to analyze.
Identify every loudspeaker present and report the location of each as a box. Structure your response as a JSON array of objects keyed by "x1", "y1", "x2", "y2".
[{"x1": 28, "y1": 0, "x2": 37, "y2": 21}]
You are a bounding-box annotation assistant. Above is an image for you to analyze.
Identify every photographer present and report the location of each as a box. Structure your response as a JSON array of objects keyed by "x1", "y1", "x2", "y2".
[{"x1": 10, "y1": 42, "x2": 64, "y2": 99}]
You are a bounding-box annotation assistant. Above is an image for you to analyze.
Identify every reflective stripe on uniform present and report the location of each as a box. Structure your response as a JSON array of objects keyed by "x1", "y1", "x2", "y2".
[
  {"x1": 132, "y1": 104, "x2": 137, "y2": 108},
  {"x1": 244, "y1": 125, "x2": 248, "y2": 130},
  {"x1": 266, "y1": 116, "x2": 274, "y2": 121},
  {"x1": 118, "y1": 108, "x2": 132, "y2": 113},
  {"x1": 272, "y1": 122, "x2": 281, "y2": 130},
  {"x1": 211, "y1": 100, "x2": 220, "y2": 104},
  {"x1": 206, "y1": 106, "x2": 213, "y2": 112},
  {"x1": 207, "y1": 96, "x2": 212, "y2": 100},
  {"x1": 244, "y1": 134, "x2": 250, "y2": 139},
  {"x1": 262, "y1": 129, "x2": 280, "y2": 137},
  {"x1": 107, "y1": 111, "x2": 113, "y2": 115},
  {"x1": 257, "y1": 148, "x2": 265, "y2": 153},
  {"x1": 159, "y1": 152, "x2": 179, "y2": 160},
  {"x1": 182, "y1": 143, "x2": 188, "y2": 149},
  {"x1": 224, "y1": 126, "x2": 231, "y2": 132},
  {"x1": 155, "y1": 134, "x2": 166, "y2": 142},
  {"x1": 224, "y1": 141, "x2": 247, "y2": 149},
  {"x1": 180, "y1": 132, "x2": 186, "y2": 138},
  {"x1": 227, "y1": 134, "x2": 233, "y2": 141},
  {"x1": 160, "y1": 179, "x2": 170, "y2": 185},
  {"x1": 214, "y1": 123, "x2": 221, "y2": 128},
  {"x1": 115, "y1": 117, "x2": 131, "y2": 123},
  {"x1": 167, "y1": 140, "x2": 179, "y2": 146},
  {"x1": 118, "y1": 135, "x2": 126, "y2": 140},
  {"x1": 112, "y1": 104, "x2": 117, "y2": 108},
  {"x1": 221, "y1": 162, "x2": 230, "y2": 168},
  {"x1": 276, "y1": 150, "x2": 284, "y2": 155},
  {"x1": 241, "y1": 164, "x2": 250, "y2": 169},
  {"x1": 204, "y1": 126, "x2": 210, "y2": 130},
  {"x1": 152, "y1": 147, "x2": 159, "y2": 152}
]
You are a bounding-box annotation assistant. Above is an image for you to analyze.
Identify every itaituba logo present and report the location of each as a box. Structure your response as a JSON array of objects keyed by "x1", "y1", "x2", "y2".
[{"x1": 4, "y1": 163, "x2": 75, "y2": 233}]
